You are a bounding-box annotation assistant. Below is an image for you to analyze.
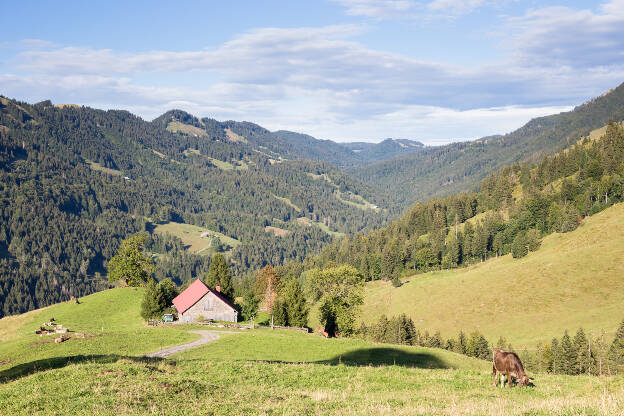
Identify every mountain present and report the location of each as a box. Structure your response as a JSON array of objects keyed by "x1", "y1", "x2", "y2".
[
  {"x1": 350, "y1": 82, "x2": 624, "y2": 205},
  {"x1": 0, "y1": 97, "x2": 394, "y2": 316},
  {"x1": 2, "y1": 82, "x2": 624, "y2": 318},
  {"x1": 340, "y1": 138, "x2": 424, "y2": 163},
  {"x1": 305, "y1": 119, "x2": 624, "y2": 290}
]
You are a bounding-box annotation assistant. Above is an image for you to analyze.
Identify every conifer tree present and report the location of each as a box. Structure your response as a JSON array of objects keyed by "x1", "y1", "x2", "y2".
[
  {"x1": 551, "y1": 338, "x2": 561, "y2": 374},
  {"x1": 573, "y1": 328, "x2": 592, "y2": 375},
  {"x1": 205, "y1": 253, "x2": 233, "y2": 300},
  {"x1": 141, "y1": 279, "x2": 165, "y2": 320},
  {"x1": 241, "y1": 289, "x2": 259, "y2": 321},
  {"x1": 455, "y1": 331, "x2": 467, "y2": 355},
  {"x1": 608, "y1": 319, "x2": 624, "y2": 374},
  {"x1": 511, "y1": 232, "x2": 528, "y2": 258},
  {"x1": 560, "y1": 331, "x2": 575, "y2": 375},
  {"x1": 272, "y1": 299, "x2": 288, "y2": 326},
  {"x1": 281, "y1": 278, "x2": 309, "y2": 327}
]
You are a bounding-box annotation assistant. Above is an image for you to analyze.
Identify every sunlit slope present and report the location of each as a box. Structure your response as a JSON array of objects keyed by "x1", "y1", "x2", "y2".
[{"x1": 362, "y1": 202, "x2": 624, "y2": 347}]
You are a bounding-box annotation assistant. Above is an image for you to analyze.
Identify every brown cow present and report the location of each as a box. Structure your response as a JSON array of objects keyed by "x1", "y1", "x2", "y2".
[{"x1": 492, "y1": 348, "x2": 533, "y2": 388}]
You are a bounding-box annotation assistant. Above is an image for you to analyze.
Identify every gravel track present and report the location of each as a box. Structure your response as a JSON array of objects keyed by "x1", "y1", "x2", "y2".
[{"x1": 145, "y1": 330, "x2": 238, "y2": 358}]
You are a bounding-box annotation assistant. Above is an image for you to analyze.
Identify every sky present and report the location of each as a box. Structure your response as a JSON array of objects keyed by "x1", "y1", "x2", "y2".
[{"x1": 1, "y1": 1, "x2": 623, "y2": 144}]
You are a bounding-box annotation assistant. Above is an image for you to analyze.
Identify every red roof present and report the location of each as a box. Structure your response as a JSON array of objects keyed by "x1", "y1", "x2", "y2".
[
  {"x1": 172, "y1": 279, "x2": 238, "y2": 315},
  {"x1": 172, "y1": 279, "x2": 210, "y2": 314}
]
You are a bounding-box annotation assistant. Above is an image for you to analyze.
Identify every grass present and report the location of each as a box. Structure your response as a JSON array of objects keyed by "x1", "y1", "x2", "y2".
[
  {"x1": 225, "y1": 128, "x2": 247, "y2": 143},
  {"x1": 84, "y1": 159, "x2": 122, "y2": 176},
  {"x1": 334, "y1": 189, "x2": 379, "y2": 211},
  {"x1": 265, "y1": 225, "x2": 291, "y2": 237},
  {"x1": 296, "y1": 216, "x2": 345, "y2": 238},
  {"x1": 152, "y1": 221, "x2": 240, "y2": 255},
  {"x1": 272, "y1": 193, "x2": 302, "y2": 212},
  {"x1": 362, "y1": 202, "x2": 624, "y2": 348},
  {"x1": 1, "y1": 288, "x2": 624, "y2": 414},
  {"x1": 166, "y1": 121, "x2": 206, "y2": 137},
  {"x1": 0, "y1": 288, "x2": 196, "y2": 382}
]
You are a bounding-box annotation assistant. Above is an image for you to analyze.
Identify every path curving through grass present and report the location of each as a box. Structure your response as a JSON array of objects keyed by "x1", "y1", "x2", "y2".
[{"x1": 145, "y1": 330, "x2": 238, "y2": 358}]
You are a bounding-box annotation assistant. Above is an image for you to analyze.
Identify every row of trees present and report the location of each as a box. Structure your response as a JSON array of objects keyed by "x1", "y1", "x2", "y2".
[
  {"x1": 359, "y1": 314, "x2": 491, "y2": 360},
  {"x1": 519, "y1": 321, "x2": 624, "y2": 376},
  {"x1": 359, "y1": 313, "x2": 624, "y2": 376}
]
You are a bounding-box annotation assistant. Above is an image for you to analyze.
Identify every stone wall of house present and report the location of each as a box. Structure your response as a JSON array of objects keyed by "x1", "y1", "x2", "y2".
[{"x1": 180, "y1": 291, "x2": 237, "y2": 323}]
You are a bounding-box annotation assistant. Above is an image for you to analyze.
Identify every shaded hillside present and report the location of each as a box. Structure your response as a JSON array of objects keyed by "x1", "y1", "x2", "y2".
[{"x1": 351, "y1": 82, "x2": 624, "y2": 205}]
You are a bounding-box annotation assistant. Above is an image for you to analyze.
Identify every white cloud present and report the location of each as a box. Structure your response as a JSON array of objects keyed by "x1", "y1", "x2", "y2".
[
  {"x1": 332, "y1": 0, "x2": 417, "y2": 18},
  {"x1": 427, "y1": 0, "x2": 486, "y2": 14},
  {"x1": 3, "y1": 1, "x2": 624, "y2": 143},
  {"x1": 508, "y1": 0, "x2": 624, "y2": 68}
]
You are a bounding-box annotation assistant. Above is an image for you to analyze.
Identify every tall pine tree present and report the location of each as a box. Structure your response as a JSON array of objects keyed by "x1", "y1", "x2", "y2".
[
  {"x1": 205, "y1": 253, "x2": 233, "y2": 300},
  {"x1": 608, "y1": 319, "x2": 624, "y2": 374}
]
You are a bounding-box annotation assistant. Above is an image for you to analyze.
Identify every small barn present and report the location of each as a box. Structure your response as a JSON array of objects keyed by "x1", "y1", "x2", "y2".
[{"x1": 172, "y1": 279, "x2": 238, "y2": 323}]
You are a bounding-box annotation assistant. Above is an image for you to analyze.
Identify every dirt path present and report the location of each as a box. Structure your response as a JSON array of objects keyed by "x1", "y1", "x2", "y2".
[{"x1": 145, "y1": 330, "x2": 238, "y2": 358}]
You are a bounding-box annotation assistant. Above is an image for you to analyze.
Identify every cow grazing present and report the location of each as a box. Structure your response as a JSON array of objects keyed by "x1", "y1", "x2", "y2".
[{"x1": 492, "y1": 348, "x2": 533, "y2": 388}]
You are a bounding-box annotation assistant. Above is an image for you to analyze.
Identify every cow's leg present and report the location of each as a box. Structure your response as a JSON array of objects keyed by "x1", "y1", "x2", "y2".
[
  {"x1": 507, "y1": 372, "x2": 512, "y2": 389},
  {"x1": 501, "y1": 373, "x2": 505, "y2": 388},
  {"x1": 492, "y1": 365, "x2": 498, "y2": 387}
]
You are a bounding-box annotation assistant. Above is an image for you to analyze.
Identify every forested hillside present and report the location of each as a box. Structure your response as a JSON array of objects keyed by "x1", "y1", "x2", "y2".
[
  {"x1": 351, "y1": 82, "x2": 624, "y2": 205},
  {"x1": 306, "y1": 121, "x2": 624, "y2": 284},
  {"x1": 2, "y1": 82, "x2": 624, "y2": 318},
  {"x1": 0, "y1": 98, "x2": 392, "y2": 316}
]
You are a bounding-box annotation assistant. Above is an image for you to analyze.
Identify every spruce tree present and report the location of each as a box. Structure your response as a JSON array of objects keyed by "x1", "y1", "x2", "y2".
[
  {"x1": 281, "y1": 278, "x2": 309, "y2": 328},
  {"x1": 205, "y1": 253, "x2": 233, "y2": 300},
  {"x1": 560, "y1": 331, "x2": 575, "y2": 375},
  {"x1": 141, "y1": 279, "x2": 164, "y2": 320},
  {"x1": 241, "y1": 289, "x2": 259, "y2": 321},
  {"x1": 551, "y1": 338, "x2": 561, "y2": 374},
  {"x1": 511, "y1": 232, "x2": 528, "y2": 258},
  {"x1": 455, "y1": 331, "x2": 467, "y2": 355},
  {"x1": 272, "y1": 299, "x2": 288, "y2": 326},
  {"x1": 608, "y1": 319, "x2": 624, "y2": 374},
  {"x1": 573, "y1": 328, "x2": 591, "y2": 375}
]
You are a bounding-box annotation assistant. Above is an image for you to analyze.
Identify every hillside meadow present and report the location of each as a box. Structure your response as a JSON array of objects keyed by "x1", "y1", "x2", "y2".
[
  {"x1": 0, "y1": 288, "x2": 623, "y2": 414},
  {"x1": 361, "y1": 202, "x2": 624, "y2": 348}
]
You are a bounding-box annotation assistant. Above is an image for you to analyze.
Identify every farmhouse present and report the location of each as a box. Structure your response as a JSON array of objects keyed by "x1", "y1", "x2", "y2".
[{"x1": 172, "y1": 279, "x2": 238, "y2": 323}]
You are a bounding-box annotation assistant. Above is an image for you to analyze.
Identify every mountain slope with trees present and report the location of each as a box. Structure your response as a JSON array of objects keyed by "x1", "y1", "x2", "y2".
[
  {"x1": 350, "y1": 82, "x2": 624, "y2": 205},
  {"x1": 0, "y1": 97, "x2": 392, "y2": 317}
]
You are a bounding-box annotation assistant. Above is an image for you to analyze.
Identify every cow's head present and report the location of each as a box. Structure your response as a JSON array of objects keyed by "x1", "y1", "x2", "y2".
[{"x1": 518, "y1": 375, "x2": 534, "y2": 387}]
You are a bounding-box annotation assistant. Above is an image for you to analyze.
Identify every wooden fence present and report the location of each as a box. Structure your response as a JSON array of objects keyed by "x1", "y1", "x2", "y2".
[{"x1": 198, "y1": 321, "x2": 252, "y2": 330}]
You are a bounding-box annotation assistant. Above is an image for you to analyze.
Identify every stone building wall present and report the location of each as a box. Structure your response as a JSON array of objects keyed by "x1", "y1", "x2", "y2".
[{"x1": 180, "y1": 291, "x2": 237, "y2": 323}]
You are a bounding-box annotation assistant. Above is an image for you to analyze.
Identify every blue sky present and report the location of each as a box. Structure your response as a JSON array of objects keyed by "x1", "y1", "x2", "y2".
[{"x1": 1, "y1": 0, "x2": 623, "y2": 144}]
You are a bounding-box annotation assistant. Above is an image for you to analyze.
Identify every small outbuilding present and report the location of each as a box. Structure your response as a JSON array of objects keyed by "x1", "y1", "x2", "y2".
[{"x1": 172, "y1": 279, "x2": 238, "y2": 323}]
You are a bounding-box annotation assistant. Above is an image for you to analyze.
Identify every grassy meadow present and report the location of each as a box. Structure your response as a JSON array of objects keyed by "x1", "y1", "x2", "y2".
[
  {"x1": 152, "y1": 221, "x2": 240, "y2": 255},
  {"x1": 361, "y1": 202, "x2": 624, "y2": 347},
  {"x1": 1, "y1": 288, "x2": 624, "y2": 414}
]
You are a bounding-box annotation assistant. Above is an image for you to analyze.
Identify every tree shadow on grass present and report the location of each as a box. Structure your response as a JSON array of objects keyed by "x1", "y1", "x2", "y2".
[
  {"x1": 251, "y1": 347, "x2": 448, "y2": 369},
  {"x1": 0, "y1": 354, "x2": 164, "y2": 384},
  {"x1": 320, "y1": 347, "x2": 448, "y2": 368}
]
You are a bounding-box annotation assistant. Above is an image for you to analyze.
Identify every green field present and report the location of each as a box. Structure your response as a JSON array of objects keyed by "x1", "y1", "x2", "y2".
[
  {"x1": 362, "y1": 202, "x2": 624, "y2": 347},
  {"x1": 1, "y1": 288, "x2": 623, "y2": 414},
  {"x1": 166, "y1": 121, "x2": 207, "y2": 137},
  {"x1": 84, "y1": 159, "x2": 123, "y2": 176},
  {"x1": 153, "y1": 221, "x2": 240, "y2": 255}
]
